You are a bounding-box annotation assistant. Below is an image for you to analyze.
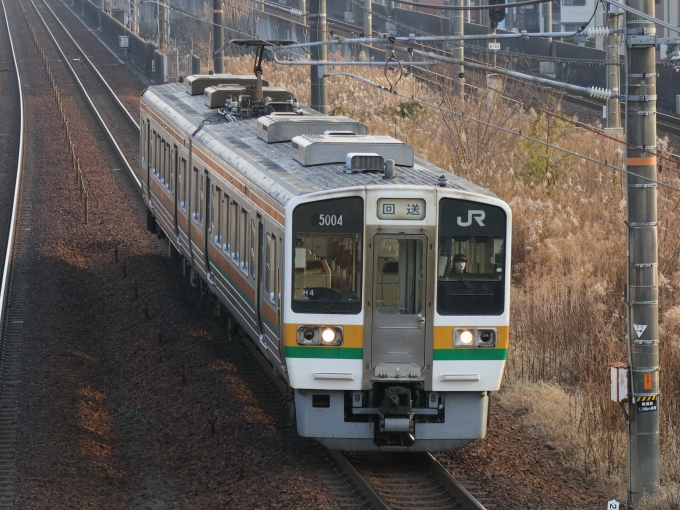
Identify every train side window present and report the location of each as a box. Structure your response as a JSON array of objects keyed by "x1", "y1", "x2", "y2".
[
  {"x1": 192, "y1": 167, "x2": 199, "y2": 221},
  {"x1": 172, "y1": 146, "x2": 177, "y2": 195},
  {"x1": 180, "y1": 158, "x2": 187, "y2": 209},
  {"x1": 199, "y1": 174, "x2": 205, "y2": 224},
  {"x1": 156, "y1": 134, "x2": 161, "y2": 176},
  {"x1": 151, "y1": 130, "x2": 156, "y2": 173},
  {"x1": 166, "y1": 143, "x2": 172, "y2": 191},
  {"x1": 239, "y1": 209, "x2": 248, "y2": 273},
  {"x1": 249, "y1": 219, "x2": 256, "y2": 279},
  {"x1": 230, "y1": 201, "x2": 239, "y2": 260},
  {"x1": 265, "y1": 234, "x2": 276, "y2": 302},
  {"x1": 213, "y1": 186, "x2": 221, "y2": 243},
  {"x1": 161, "y1": 141, "x2": 167, "y2": 184},
  {"x1": 221, "y1": 194, "x2": 229, "y2": 252}
]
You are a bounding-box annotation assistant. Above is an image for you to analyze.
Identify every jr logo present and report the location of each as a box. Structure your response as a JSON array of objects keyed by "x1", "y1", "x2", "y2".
[{"x1": 457, "y1": 210, "x2": 486, "y2": 227}]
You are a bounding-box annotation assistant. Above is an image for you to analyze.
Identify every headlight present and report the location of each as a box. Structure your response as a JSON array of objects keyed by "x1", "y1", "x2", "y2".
[
  {"x1": 454, "y1": 328, "x2": 498, "y2": 347},
  {"x1": 454, "y1": 329, "x2": 474, "y2": 346},
  {"x1": 320, "y1": 327, "x2": 343, "y2": 346},
  {"x1": 297, "y1": 326, "x2": 343, "y2": 346}
]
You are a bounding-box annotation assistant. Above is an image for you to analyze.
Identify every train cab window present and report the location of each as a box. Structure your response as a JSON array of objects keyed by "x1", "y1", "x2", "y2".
[
  {"x1": 437, "y1": 199, "x2": 507, "y2": 316},
  {"x1": 265, "y1": 234, "x2": 277, "y2": 302},
  {"x1": 291, "y1": 197, "x2": 363, "y2": 314},
  {"x1": 180, "y1": 158, "x2": 187, "y2": 209}
]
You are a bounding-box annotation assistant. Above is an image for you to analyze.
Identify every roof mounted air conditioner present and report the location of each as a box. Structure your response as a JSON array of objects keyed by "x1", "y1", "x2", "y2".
[
  {"x1": 185, "y1": 74, "x2": 269, "y2": 95},
  {"x1": 291, "y1": 134, "x2": 414, "y2": 167},
  {"x1": 257, "y1": 115, "x2": 367, "y2": 143}
]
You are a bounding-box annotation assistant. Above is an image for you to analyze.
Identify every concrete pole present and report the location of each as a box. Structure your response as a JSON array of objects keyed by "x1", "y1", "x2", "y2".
[
  {"x1": 213, "y1": 0, "x2": 223, "y2": 73},
  {"x1": 310, "y1": 0, "x2": 328, "y2": 113},
  {"x1": 449, "y1": 0, "x2": 464, "y2": 97},
  {"x1": 606, "y1": 8, "x2": 622, "y2": 131},
  {"x1": 542, "y1": 0, "x2": 552, "y2": 43},
  {"x1": 625, "y1": 0, "x2": 660, "y2": 506}
]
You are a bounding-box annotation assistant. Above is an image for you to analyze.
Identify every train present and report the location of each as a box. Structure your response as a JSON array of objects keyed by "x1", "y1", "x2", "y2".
[{"x1": 139, "y1": 72, "x2": 511, "y2": 451}]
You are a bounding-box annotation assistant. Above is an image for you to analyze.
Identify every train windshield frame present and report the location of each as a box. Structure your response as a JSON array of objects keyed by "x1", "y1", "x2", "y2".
[
  {"x1": 437, "y1": 198, "x2": 507, "y2": 316},
  {"x1": 292, "y1": 197, "x2": 364, "y2": 314}
]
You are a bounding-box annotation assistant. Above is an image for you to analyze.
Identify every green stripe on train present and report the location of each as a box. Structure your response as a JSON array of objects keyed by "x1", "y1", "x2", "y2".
[
  {"x1": 208, "y1": 256, "x2": 255, "y2": 308},
  {"x1": 284, "y1": 346, "x2": 363, "y2": 359},
  {"x1": 433, "y1": 348, "x2": 508, "y2": 361}
]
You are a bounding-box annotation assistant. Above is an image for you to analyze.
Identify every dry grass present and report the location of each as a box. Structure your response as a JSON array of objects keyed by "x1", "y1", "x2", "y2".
[{"x1": 213, "y1": 55, "x2": 680, "y2": 505}]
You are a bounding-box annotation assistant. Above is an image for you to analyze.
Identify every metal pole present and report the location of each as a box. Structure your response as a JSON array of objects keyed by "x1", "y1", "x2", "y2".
[
  {"x1": 625, "y1": 0, "x2": 660, "y2": 505},
  {"x1": 300, "y1": 0, "x2": 306, "y2": 26},
  {"x1": 606, "y1": 6, "x2": 622, "y2": 131},
  {"x1": 449, "y1": 0, "x2": 464, "y2": 97},
  {"x1": 310, "y1": 0, "x2": 327, "y2": 113},
  {"x1": 159, "y1": 0, "x2": 168, "y2": 49},
  {"x1": 364, "y1": 0, "x2": 372, "y2": 40},
  {"x1": 213, "y1": 0, "x2": 223, "y2": 73}
]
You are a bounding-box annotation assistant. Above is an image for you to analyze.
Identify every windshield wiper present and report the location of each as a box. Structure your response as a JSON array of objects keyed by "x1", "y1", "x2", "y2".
[
  {"x1": 326, "y1": 290, "x2": 341, "y2": 311},
  {"x1": 452, "y1": 267, "x2": 472, "y2": 290}
]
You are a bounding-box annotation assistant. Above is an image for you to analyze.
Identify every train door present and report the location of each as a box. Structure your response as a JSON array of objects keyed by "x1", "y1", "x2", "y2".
[
  {"x1": 173, "y1": 145, "x2": 178, "y2": 236},
  {"x1": 371, "y1": 235, "x2": 427, "y2": 370},
  {"x1": 256, "y1": 215, "x2": 264, "y2": 335},
  {"x1": 204, "y1": 174, "x2": 211, "y2": 269}
]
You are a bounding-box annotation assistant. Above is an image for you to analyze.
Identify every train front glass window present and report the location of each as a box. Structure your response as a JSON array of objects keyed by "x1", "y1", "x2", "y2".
[
  {"x1": 437, "y1": 199, "x2": 507, "y2": 316},
  {"x1": 292, "y1": 197, "x2": 363, "y2": 314}
]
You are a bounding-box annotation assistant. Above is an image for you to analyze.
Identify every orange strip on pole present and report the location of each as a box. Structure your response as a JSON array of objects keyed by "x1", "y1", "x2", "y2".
[
  {"x1": 644, "y1": 373, "x2": 653, "y2": 390},
  {"x1": 628, "y1": 157, "x2": 657, "y2": 166},
  {"x1": 213, "y1": 9, "x2": 223, "y2": 12}
]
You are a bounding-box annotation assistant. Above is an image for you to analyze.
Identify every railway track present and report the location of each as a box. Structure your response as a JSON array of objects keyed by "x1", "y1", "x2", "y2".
[
  {"x1": 25, "y1": 0, "x2": 140, "y2": 188},
  {"x1": 0, "y1": 0, "x2": 27, "y2": 506},
  {"x1": 8, "y1": 3, "x2": 498, "y2": 506}
]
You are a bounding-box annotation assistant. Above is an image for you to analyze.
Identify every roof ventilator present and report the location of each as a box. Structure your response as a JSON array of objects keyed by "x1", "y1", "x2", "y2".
[
  {"x1": 345, "y1": 153, "x2": 385, "y2": 173},
  {"x1": 383, "y1": 159, "x2": 397, "y2": 179},
  {"x1": 291, "y1": 134, "x2": 414, "y2": 167}
]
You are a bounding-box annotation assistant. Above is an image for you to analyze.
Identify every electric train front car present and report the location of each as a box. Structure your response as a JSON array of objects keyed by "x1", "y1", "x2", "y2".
[{"x1": 285, "y1": 185, "x2": 511, "y2": 451}]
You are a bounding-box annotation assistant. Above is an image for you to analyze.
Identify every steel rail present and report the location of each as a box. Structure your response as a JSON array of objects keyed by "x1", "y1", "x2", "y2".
[
  {"x1": 327, "y1": 451, "x2": 392, "y2": 510},
  {"x1": 331, "y1": 450, "x2": 489, "y2": 510},
  {"x1": 27, "y1": 0, "x2": 142, "y2": 192},
  {"x1": 421, "y1": 453, "x2": 487, "y2": 510},
  {"x1": 0, "y1": 0, "x2": 26, "y2": 340},
  {"x1": 40, "y1": 0, "x2": 139, "y2": 131}
]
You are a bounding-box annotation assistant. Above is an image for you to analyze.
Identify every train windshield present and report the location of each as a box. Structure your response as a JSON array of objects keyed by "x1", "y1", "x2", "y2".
[
  {"x1": 292, "y1": 197, "x2": 363, "y2": 314},
  {"x1": 437, "y1": 199, "x2": 507, "y2": 316}
]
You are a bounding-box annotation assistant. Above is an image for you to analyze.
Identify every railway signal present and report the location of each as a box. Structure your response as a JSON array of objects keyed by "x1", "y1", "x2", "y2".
[{"x1": 488, "y1": 0, "x2": 505, "y2": 28}]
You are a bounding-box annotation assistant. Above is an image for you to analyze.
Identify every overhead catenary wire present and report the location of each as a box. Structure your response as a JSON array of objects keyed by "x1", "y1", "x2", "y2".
[{"x1": 324, "y1": 70, "x2": 680, "y2": 193}]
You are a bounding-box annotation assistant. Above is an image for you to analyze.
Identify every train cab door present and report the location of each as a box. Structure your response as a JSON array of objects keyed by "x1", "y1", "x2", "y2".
[{"x1": 371, "y1": 235, "x2": 427, "y2": 373}]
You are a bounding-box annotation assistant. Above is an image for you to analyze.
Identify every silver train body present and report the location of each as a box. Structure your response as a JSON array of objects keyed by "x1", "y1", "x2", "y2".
[{"x1": 139, "y1": 74, "x2": 512, "y2": 451}]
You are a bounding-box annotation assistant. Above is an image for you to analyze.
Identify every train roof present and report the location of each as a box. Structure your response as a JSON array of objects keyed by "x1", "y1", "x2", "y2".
[{"x1": 142, "y1": 82, "x2": 497, "y2": 207}]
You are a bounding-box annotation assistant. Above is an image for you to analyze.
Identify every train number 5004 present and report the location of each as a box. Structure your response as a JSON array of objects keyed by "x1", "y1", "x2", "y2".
[{"x1": 318, "y1": 214, "x2": 343, "y2": 226}]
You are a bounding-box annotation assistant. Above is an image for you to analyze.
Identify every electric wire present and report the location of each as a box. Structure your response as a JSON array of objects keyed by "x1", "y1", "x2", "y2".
[{"x1": 324, "y1": 70, "x2": 680, "y2": 192}]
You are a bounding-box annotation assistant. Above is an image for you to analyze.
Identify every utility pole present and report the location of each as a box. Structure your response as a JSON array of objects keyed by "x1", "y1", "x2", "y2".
[
  {"x1": 364, "y1": 0, "x2": 372, "y2": 41},
  {"x1": 213, "y1": 0, "x2": 223, "y2": 73},
  {"x1": 299, "y1": 0, "x2": 306, "y2": 26},
  {"x1": 542, "y1": 0, "x2": 552, "y2": 42},
  {"x1": 625, "y1": 0, "x2": 660, "y2": 505},
  {"x1": 159, "y1": 0, "x2": 168, "y2": 49},
  {"x1": 449, "y1": 0, "x2": 465, "y2": 97},
  {"x1": 606, "y1": 4, "x2": 622, "y2": 131},
  {"x1": 309, "y1": 0, "x2": 328, "y2": 113}
]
